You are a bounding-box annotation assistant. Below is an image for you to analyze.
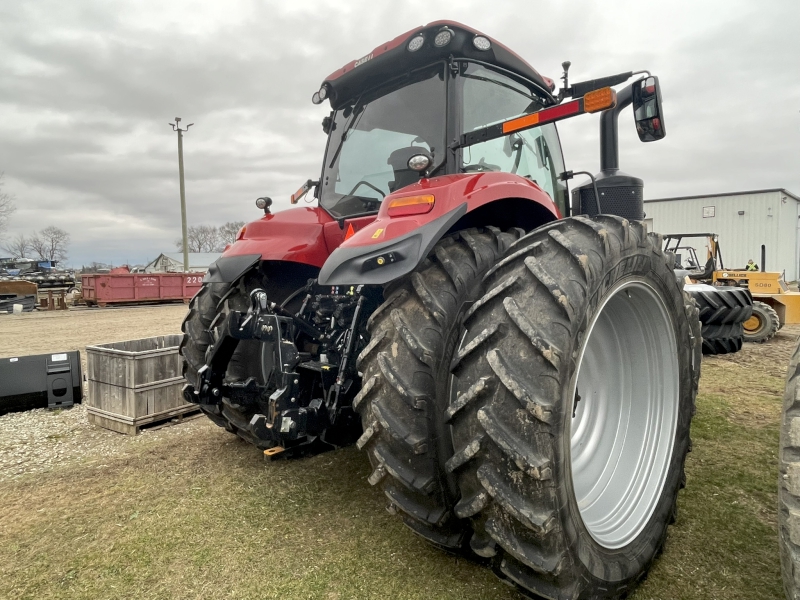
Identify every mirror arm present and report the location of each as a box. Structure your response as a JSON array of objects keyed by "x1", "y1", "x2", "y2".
[{"x1": 599, "y1": 83, "x2": 635, "y2": 173}]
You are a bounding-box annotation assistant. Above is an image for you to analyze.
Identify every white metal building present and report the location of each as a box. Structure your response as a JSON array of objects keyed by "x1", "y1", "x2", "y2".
[{"x1": 643, "y1": 188, "x2": 800, "y2": 281}]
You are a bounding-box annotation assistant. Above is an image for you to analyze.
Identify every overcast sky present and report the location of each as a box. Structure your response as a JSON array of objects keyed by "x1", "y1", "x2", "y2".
[{"x1": 1, "y1": 0, "x2": 798, "y2": 267}]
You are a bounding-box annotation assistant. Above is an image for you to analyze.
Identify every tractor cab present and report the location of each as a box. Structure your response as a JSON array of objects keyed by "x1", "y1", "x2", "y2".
[
  {"x1": 663, "y1": 232, "x2": 723, "y2": 280},
  {"x1": 305, "y1": 21, "x2": 569, "y2": 219}
]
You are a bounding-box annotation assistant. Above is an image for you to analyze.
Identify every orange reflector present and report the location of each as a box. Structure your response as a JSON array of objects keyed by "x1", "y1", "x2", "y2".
[
  {"x1": 503, "y1": 112, "x2": 539, "y2": 134},
  {"x1": 502, "y1": 100, "x2": 581, "y2": 135},
  {"x1": 583, "y1": 87, "x2": 617, "y2": 113},
  {"x1": 344, "y1": 223, "x2": 356, "y2": 240},
  {"x1": 387, "y1": 194, "x2": 435, "y2": 217},
  {"x1": 290, "y1": 187, "x2": 303, "y2": 204}
]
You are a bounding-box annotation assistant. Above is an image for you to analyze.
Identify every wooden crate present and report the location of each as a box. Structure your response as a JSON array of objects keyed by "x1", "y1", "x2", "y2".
[{"x1": 85, "y1": 335, "x2": 197, "y2": 434}]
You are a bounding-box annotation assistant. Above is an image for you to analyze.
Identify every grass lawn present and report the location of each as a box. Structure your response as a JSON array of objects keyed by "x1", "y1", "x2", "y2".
[{"x1": 0, "y1": 349, "x2": 787, "y2": 600}]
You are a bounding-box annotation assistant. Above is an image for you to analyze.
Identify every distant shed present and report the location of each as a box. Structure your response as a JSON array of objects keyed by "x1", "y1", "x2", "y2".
[
  {"x1": 643, "y1": 188, "x2": 800, "y2": 281},
  {"x1": 144, "y1": 252, "x2": 221, "y2": 273}
]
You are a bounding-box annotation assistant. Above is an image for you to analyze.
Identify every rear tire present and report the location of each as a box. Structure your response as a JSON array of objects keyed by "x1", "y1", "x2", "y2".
[
  {"x1": 744, "y1": 300, "x2": 780, "y2": 343},
  {"x1": 780, "y1": 338, "x2": 800, "y2": 600},
  {"x1": 448, "y1": 217, "x2": 701, "y2": 599},
  {"x1": 354, "y1": 227, "x2": 522, "y2": 550}
]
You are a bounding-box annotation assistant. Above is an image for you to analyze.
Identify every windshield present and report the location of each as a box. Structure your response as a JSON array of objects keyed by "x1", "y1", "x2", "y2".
[
  {"x1": 319, "y1": 65, "x2": 446, "y2": 218},
  {"x1": 458, "y1": 63, "x2": 568, "y2": 215}
]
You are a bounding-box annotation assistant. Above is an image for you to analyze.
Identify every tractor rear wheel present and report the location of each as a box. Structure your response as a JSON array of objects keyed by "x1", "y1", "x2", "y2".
[
  {"x1": 744, "y1": 300, "x2": 780, "y2": 343},
  {"x1": 354, "y1": 227, "x2": 521, "y2": 550},
  {"x1": 447, "y1": 216, "x2": 701, "y2": 599},
  {"x1": 780, "y1": 337, "x2": 800, "y2": 599}
]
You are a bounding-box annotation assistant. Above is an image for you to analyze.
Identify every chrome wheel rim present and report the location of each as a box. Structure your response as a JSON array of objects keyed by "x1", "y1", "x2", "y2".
[{"x1": 570, "y1": 279, "x2": 679, "y2": 549}]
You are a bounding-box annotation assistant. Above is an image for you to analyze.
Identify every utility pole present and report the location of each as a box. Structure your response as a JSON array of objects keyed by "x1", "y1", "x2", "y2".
[{"x1": 169, "y1": 117, "x2": 193, "y2": 272}]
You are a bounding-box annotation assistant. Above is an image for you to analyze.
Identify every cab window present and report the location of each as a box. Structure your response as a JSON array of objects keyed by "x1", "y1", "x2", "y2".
[{"x1": 459, "y1": 63, "x2": 568, "y2": 215}]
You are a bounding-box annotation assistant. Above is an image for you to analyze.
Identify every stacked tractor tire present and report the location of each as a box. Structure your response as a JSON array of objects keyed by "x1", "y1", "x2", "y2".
[{"x1": 684, "y1": 283, "x2": 753, "y2": 355}]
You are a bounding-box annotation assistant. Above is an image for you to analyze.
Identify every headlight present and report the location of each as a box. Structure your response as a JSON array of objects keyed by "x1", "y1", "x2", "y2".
[
  {"x1": 407, "y1": 34, "x2": 425, "y2": 52},
  {"x1": 434, "y1": 28, "x2": 453, "y2": 48},
  {"x1": 472, "y1": 36, "x2": 491, "y2": 51}
]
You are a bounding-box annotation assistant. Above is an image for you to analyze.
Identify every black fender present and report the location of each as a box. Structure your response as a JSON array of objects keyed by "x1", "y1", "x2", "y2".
[
  {"x1": 318, "y1": 203, "x2": 467, "y2": 286},
  {"x1": 203, "y1": 254, "x2": 261, "y2": 284}
]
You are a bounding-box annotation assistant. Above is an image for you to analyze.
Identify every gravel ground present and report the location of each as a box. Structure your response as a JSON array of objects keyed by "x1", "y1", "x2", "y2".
[
  {"x1": 0, "y1": 304, "x2": 205, "y2": 482},
  {"x1": 0, "y1": 403, "x2": 211, "y2": 483}
]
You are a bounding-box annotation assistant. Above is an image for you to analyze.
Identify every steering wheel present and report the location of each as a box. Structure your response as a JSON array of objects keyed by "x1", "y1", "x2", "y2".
[
  {"x1": 462, "y1": 158, "x2": 502, "y2": 173},
  {"x1": 348, "y1": 180, "x2": 386, "y2": 199}
]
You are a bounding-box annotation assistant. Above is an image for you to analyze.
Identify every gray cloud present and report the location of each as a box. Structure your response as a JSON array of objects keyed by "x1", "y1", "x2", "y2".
[{"x1": 1, "y1": 0, "x2": 798, "y2": 266}]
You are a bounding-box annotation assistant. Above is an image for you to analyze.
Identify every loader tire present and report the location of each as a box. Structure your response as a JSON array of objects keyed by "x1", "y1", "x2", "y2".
[
  {"x1": 744, "y1": 300, "x2": 780, "y2": 344},
  {"x1": 780, "y1": 338, "x2": 800, "y2": 600},
  {"x1": 701, "y1": 322, "x2": 744, "y2": 355},
  {"x1": 180, "y1": 266, "x2": 314, "y2": 448},
  {"x1": 690, "y1": 285, "x2": 752, "y2": 325},
  {"x1": 447, "y1": 216, "x2": 701, "y2": 599},
  {"x1": 354, "y1": 227, "x2": 522, "y2": 550}
]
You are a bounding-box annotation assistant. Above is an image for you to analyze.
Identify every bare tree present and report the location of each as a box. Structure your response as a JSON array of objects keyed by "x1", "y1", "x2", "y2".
[
  {"x1": 1, "y1": 233, "x2": 30, "y2": 258},
  {"x1": 30, "y1": 226, "x2": 70, "y2": 262},
  {"x1": 0, "y1": 173, "x2": 16, "y2": 245},
  {"x1": 174, "y1": 221, "x2": 246, "y2": 253},
  {"x1": 217, "y1": 221, "x2": 245, "y2": 248},
  {"x1": 175, "y1": 225, "x2": 220, "y2": 253}
]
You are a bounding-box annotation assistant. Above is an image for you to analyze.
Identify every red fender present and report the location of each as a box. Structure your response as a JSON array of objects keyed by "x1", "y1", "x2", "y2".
[
  {"x1": 317, "y1": 172, "x2": 560, "y2": 285},
  {"x1": 341, "y1": 172, "x2": 560, "y2": 248}
]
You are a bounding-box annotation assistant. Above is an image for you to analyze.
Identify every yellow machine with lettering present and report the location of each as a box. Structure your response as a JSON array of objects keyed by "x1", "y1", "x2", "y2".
[{"x1": 664, "y1": 233, "x2": 800, "y2": 342}]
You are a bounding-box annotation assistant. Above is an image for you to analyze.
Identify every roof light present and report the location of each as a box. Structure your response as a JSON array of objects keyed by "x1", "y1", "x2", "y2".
[
  {"x1": 387, "y1": 194, "x2": 435, "y2": 217},
  {"x1": 472, "y1": 35, "x2": 491, "y2": 51},
  {"x1": 311, "y1": 91, "x2": 322, "y2": 105},
  {"x1": 433, "y1": 28, "x2": 453, "y2": 48},
  {"x1": 583, "y1": 87, "x2": 617, "y2": 113},
  {"x1": 407, "y1": 34, "x2": 425, "y2": 52},
  {"x1": 318, "y1": 85, "x2": 328, "y2": 101},
  {"x1": 255, "y1": 197, "x2": 272, "y2": 212}
]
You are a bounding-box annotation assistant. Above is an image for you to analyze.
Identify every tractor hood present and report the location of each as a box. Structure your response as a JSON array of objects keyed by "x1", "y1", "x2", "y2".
[{"x1": 219, "y1": 206, "x2": 376, "y2": 268}]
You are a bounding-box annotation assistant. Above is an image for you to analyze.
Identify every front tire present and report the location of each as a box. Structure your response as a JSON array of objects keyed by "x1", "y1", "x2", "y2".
[
  {"x1": 448, "y1": 216, "x2": 701, "y2": 599},
  {"x1": 744, "y1": 300, "x2": 780, "y2": 343}
]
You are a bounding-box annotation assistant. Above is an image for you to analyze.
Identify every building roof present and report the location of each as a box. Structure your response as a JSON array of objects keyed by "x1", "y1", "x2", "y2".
[
  {"x1": 161, "y1": 252, "x2": 221, "y2": 266},
  {"x1": 645, "y1": 188, "x2": 800, "y2": 204},
  {"x1": 145, "y1": 252, "x2": 221, "y2": 271}
]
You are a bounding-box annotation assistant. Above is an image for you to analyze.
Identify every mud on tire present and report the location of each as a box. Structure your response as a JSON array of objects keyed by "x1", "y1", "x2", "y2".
[
  {"x1": 447, "y1": 216, "x2": 701, "y2": 599},
  {"x1": 354, "y1": 227, "x2": 522, "y2": 550},
  {"x1": 780, "y1": 338, "x2": 800, "y2": 599}
]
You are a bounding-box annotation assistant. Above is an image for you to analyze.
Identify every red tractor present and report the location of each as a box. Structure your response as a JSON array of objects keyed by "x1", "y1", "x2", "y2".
[{"x1": 181, "y1": 21, "x2": 700, "y2": 599}]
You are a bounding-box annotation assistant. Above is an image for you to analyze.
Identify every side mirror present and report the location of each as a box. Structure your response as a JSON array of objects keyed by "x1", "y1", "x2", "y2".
[{"x1": 632, "y1": 76, "x2": 666, "y2": 142}]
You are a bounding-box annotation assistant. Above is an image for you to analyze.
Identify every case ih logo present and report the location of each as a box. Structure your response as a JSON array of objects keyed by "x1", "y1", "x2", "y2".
[{"x1": 354, "y1": 53, "x2": 373, "y2": 68}]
